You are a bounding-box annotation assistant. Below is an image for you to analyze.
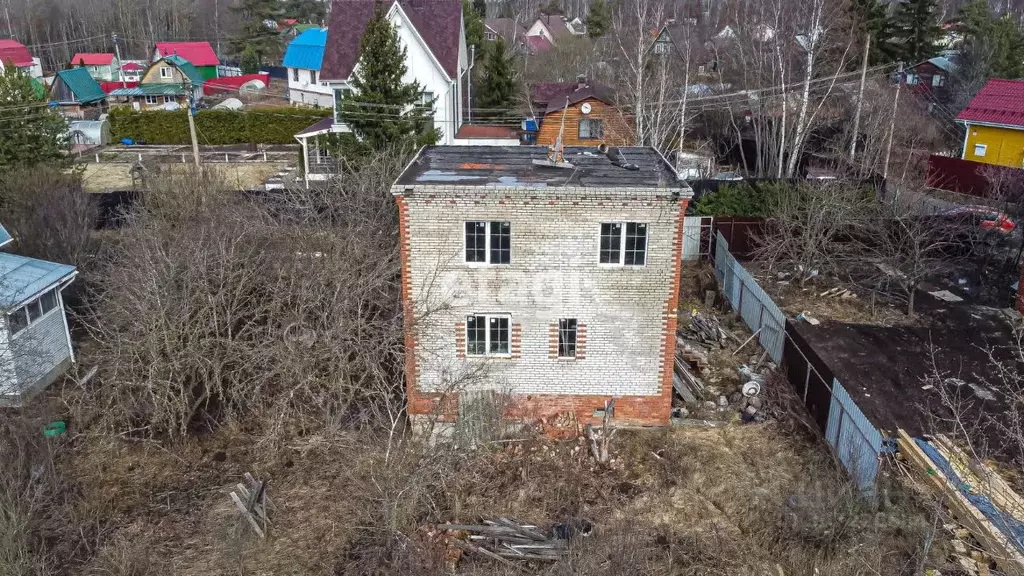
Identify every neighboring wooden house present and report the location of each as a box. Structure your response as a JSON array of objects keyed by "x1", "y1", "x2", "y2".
[
  {"x1": 108, "y1": 55, "x2": 205, "y2": 111},
  {"x1": 152, "y1": 42, "x2": 220, "y2": 80},
  {"x1": 484, "y1": 17, "x2": 527, "y2": 50},
  {"x1": 0, "y1": 224, "x2": 78, "y2": 407},
  {"x1": 525, "y1": 13, "x2": 583, "y2": 45},
  {"x1": 0, "y1": 39, "x2": 42, "y2": 78},
  {"x1": 283, "y1": 28, "x2": 331, "y2": 107},
  {"x1": 119, "y1": 61, "x2": 145, "y2": 82},
  {"x1": 957, "y1": 79, "x2": 1024, "y2": 169},
  {"x1": 533, "y1": 80, "x2": 633, "y2": 147},
  {"x1": 651, "y1": 21, "x2": 719, "y2": 78},
  {"x1": 70, "y1": 52, "x2": 119, "y2": 81},
  {"x1": 49, "y1": 67, "x2": 107, "y2": 118},
  {"x1": 901, "y1": 56, "x2": 956, "y2": 103}
]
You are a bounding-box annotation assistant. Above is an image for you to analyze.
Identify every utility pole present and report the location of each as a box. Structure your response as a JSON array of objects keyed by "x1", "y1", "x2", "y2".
[
  {"x1": 112, "y1": 32, "x2": 125, "y2": 87},
  {"x1": 678, "y1": 58, "x2": 689, "y2": 172},
  {"x1": 883, "y1": 62, "x2": 903, "y2": 181},
  {"x1": 849, "y1": 34, "x2": 870, "y2": 165},
  {"x1": 185, "y1": 79, "x2": 200, "y2": 167},
  {"x1": 4, "y1": 5, "x2": 12, "y2": 37}
]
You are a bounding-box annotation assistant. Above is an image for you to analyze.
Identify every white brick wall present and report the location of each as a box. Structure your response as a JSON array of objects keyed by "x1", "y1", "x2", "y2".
[{"x1": 400, "y1": 185, "x2": 684, "y2": 397}]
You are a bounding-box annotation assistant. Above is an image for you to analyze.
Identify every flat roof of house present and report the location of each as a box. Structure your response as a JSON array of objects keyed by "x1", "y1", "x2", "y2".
[
  {"x1": 0, "y1": 253, "x2": 76, "y2": 311},
  {"x1": 395, "y1": 145, "x2": 690, "y2": 190}
]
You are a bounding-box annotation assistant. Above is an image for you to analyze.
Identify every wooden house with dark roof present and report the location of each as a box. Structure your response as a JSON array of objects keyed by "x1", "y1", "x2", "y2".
[{"x1": 532, "y1": 79, "x2": 633, "y2": 147}]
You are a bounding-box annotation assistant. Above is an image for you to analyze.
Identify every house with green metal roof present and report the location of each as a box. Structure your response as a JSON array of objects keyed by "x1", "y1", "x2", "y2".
[
  {"x1": 49, "y1": 67, "x2": 107, "y2": 118},
  {"x1": 0, "y1": 223, "x2": 78, "y2": 407},
  {"x1": 108, "y1": 54, "x2": 205, "y2": 111}
]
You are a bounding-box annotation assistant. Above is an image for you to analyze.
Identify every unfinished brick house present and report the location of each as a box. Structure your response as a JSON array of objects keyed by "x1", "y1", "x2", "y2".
[{"x1": 392, "y1": 145, "x2": 692, "y2": 426}]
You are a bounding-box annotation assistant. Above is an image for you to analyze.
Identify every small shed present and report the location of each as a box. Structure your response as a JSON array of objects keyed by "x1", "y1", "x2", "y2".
[
  {"x1": 50, "y1": 67, "x2": 107, "y2": 118},
  {"x1": 0, "y1": 228, "x2": 78, "y2": 405}
]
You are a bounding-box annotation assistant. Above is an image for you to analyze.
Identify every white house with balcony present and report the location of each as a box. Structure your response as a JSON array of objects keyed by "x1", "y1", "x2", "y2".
[
  {"x1": 284, "y1": 28, "x2": 333, "y2": 108},
  {"x1": 294, "y1": 0, "x2": 468, "y2": 184}
]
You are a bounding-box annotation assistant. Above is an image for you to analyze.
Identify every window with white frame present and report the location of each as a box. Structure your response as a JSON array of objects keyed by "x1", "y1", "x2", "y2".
[
  {"x1": 558, "y1": 318, "x2": 578, "y2": 358},
  {"x1": 420, "y1": 91, "x2": 434, "y2": 107},
  {"x1": 465, "y1": 221, "x2": 511, "y2": 264},
  {"x1": 932, "y1": 74, "x2": 944, "y2": 87},
  {"x1": 293, "y1": 68, "x2": 300, "y2": 82},
  {"x1": 974, "y1": 144, "x2": 987, "y2": 157},
  {"x1": 578, "y1": 118, "x2": 603, "y2": 139},
  {"x1": 466, "y1": 314, "x2": 510, "y2": 356},
  {"x1": 145, "y1": 95, "x2": 159, "y2": 105},
  {"x1": 6, "y1": 288, "x2": 60, "y2": 337},
  {"x1": 599, "y1": 222, "x2": 647, "y2": 265},
  {"x1": 485, "y1": 30, "x2": 497, "y2": 41},
  {"x1": 160, "y1": 66, "x2": 172, "y2": 79},
  {"x1": 310, "y1": 70, "x2": 317, "y2": 84}
]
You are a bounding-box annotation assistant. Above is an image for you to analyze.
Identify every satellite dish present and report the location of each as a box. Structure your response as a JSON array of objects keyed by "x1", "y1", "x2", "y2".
[{"x1": 580, "y1": 102, "x2": 592, "y2": 114}]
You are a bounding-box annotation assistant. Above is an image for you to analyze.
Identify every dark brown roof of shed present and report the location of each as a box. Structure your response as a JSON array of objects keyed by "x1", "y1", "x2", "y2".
[
  {"x1": 395, "y1": 145, "x2": 688, "y2": 189},
  {"x1": 320, "y1": 0, "x2": 462, "y2": 81},
  {"x1": 532, "y1": 81, "x2": 616, "y2": 114}
]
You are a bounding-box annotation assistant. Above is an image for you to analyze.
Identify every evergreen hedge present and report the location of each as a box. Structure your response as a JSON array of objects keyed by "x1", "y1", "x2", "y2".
[{"x1": 109, "y1": 107, "x2": 331, "y2": 145}]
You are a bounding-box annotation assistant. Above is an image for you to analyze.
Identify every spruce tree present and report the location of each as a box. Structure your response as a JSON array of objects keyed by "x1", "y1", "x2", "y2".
[
  {"x1": 0, "y1": 67, "x2": 68, "y2": 169},
  {"x1": 240, "y1": 45, "x2": 260, "y2": 74},
  {"x1": 230, "y1": 0, "x2": 285, "y2": 64},
  {"x1": 891, "y1": 0, "x2": 942, "y2": 63},
  {"x1": 848, "y1": 0, "x2": 899, "y2": 64},
  {"x1": 337, "y1": 4, "x2": 438, "y2": 152},
  {"x1": 463, "y1": 0, "x2": 486, "y2": 50},
  {"x1": 959, "y1": 0, "x2": 1024, "y2": 80},
  {"x1": 586, "y1": 0, "x2": 610, "y2": 38},
  {"x1": 476, "y1": 37, "x2": 517, "y2": 119}
]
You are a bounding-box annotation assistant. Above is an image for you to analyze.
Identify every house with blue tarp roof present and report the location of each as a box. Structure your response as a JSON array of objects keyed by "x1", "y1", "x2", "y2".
[
  {"x1": 283, "y1": 28, "x2": 331, "y2": 108},
  {"x1": 0, "y1": 223, "x2": 78, "y2": 406}
]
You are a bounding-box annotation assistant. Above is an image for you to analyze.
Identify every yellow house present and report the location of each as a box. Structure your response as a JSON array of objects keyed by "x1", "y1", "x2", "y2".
[
  {"x1": 957, "y1": 79, "x2": 1024, "y2": 169},
  {"x1": 108, "y1": 55, "x2": 205, "y2": 111}
]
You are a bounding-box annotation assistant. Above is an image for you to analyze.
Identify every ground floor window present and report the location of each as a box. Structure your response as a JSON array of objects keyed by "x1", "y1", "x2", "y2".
[
  {"x1": 6, "y1": 288, "x2": 60, "y2": 337},
  {"x1": 558, "y1": 318, "x2": 578, "y2": 358},
  {"x1": 466, "y1": 315, "x2": 510, "y2": 356}
]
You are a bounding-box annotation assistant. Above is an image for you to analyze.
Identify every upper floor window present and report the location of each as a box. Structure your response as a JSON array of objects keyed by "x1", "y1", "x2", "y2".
[
  {"x1": 293, "y1": 68, "x2": 300, "y2": 82},
  {"x1": 466, "y1": 314, "x2": 510, "y2": 356},
  {"x1": 160, "y1": 66, "x2": 172, "y2": 79},
  {"x1": 579, "y1": 118, "x2": 603, "y2": 139},
  {"x1": 310, "y1": 69, "x2": 317, "y2": 84},
  {"x1": 420, "y1": 91, "x2": 435, "y2": 107},
  {"x1": 653, "y1": 41, "x2": 670, "y2": 55},
  {"x1": 600, "y1": 222, "x2": 647, "y2": 266},
  {"x1": 485, "y1": 31, "x2": 497, "y2": 41},
  {"x1": 465, "y1": 221, "x2": 510, "y2": 264}
]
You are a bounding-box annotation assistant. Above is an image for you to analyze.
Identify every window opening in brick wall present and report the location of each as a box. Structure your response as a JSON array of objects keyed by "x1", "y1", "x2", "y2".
[
  {"x1": 558, "y1": 318, "x2": 578, "y2": 358},
  {"x1": 465, "y1": 221, "x2": 511, "y2": 264},
  {"x1": 467, "y1": 314, "x2": 510, "y2": 356},
  {"x1": 600, "y1": 222, "x2": 647, "y2": 265}
]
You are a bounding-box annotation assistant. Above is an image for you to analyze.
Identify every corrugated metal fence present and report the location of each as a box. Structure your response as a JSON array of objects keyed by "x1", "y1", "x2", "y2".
[
  {"x1": 713, "y1": 232, "x2": 884, "y2": 490},
  {"x1": 712, "y1": 231, "x2": 785, "y2": 363},
  {"x1": 826, "y1": 378, "x2": 884, "y2": 490}
]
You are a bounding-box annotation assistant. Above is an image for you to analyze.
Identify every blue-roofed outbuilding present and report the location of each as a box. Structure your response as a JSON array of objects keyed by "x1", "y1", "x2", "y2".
[
  {"x1": 0, "y1": 243, "x2": 78, "y2": 405},
  {"x1": 0, "y1": 253, "x2": 77, "y2": 311},
  {"x1": 283, "y1": 28, "x2": 327, "y2": 71}
]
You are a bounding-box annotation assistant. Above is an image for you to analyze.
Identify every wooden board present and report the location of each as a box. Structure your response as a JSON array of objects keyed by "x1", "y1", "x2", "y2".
[{"x1": 897, "y1": 429, "x2": 1024, "y2": 576}]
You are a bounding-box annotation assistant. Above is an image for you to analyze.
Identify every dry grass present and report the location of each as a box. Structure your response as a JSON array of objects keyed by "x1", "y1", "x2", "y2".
[{"x1": 0, "y1": 406, "x2": 944, "y2": 576}]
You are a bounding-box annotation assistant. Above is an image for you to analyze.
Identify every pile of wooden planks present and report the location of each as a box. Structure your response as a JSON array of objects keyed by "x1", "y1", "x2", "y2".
[
  {"x1": 438, "y1": 518, "x2": 570, "y2": 564},
  {"x1": 897, "y1": 430, "x2": 1024, "y2": 576},
  {"x1": 686, "y1": 311, "x2": 733, "y2": 347}
]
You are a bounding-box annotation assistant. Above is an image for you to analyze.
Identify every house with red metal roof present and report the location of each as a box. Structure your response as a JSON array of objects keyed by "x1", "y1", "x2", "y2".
[
  {"x1": 119, "y1": 61, "x2": 145, "y2": 83},
  {"x1": 957, "y1": 79, "x2": 1024, "y2": 169},
  {"x1": 296, "y1": 0, "x2": 468, "y2": 184},
  {"x1": 70, "y1": 52, "x2": 120, "y2": 82},
  {"x1": 0, "y1": 39, "x2": 42, "y2": 78},
  {"x1": 151, "y1": 42, "x2": 220, "y2": 80}
]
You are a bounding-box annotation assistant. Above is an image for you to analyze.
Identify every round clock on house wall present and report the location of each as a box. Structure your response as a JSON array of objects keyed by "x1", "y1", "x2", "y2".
[{"x1": 580, "y1": 102, "x2": 592, "y2": 114}]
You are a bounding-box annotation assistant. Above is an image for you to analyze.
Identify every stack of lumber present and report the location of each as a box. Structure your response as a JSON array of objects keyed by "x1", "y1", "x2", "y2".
[
  {"x1": 897, "y1": 430, "x2": 1024, "y2": 576},
  {"x1": 438, "y1": 518, "x2": 569, "y2": 563},
  {"x1": 686, "y1": 311, "x2": 732, "y2": 347}
]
